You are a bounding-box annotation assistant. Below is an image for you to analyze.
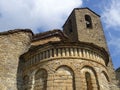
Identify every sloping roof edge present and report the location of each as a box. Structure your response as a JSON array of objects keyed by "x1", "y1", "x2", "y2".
[
  {"x1": 63, "y1": 7, "x2": 100, "y2": 28},
  {"x1": 32, "y1": 29, "x2": 68, "y2": 41}
]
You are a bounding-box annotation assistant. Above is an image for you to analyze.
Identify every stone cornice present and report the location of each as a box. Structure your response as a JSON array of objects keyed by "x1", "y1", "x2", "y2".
[
  {"x1": 30, "y1": 41, "x2": 108, "y2": 56},
  {"x1": 22, "y1": 41, "x2": 109, "y2": 66},
  {"x1": 0, "y1": 29, "x2": 34, "y2": 35},
  {"x1": 32, "y1": 29, "x2": 68, "y2": 42}
]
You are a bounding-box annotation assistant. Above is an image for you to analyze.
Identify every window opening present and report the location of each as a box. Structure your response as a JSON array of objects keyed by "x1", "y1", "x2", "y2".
[
  {"x1": 85, "y1": 15, "x2": 92, "y2": 28},
  {"x1": 85, "y1": 72, "x2": 93, "y2": 90}
]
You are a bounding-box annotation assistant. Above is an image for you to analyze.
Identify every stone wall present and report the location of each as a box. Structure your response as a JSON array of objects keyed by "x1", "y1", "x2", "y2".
[
  {"x1": 0, "y1": 29, "x2": 33, "y2": 90},
  {"x1": 116, "y1": 68, "x2": 120, "y2": 89},
  {"x1": 22, "y1": 42, "x2": 110, "y2": 90},
  {"x1": 32, "y1": 37, "x2": 61, "y2": 46},
  {"x1": 22, "y1": 58, "x2": 109, "y2": 90}
]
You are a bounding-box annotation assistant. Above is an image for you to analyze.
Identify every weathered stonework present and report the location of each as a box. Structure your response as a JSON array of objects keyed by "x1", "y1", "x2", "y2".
[
  {"x1": 63, "y1": 8, "x2": 119, "y2": 90},
  {"x1": 22, "y1": 42, "x2": 110, "y2": 90},
  {"x1": 0, "y1": 8, "x2": 119, "y2": 90},
  {"x1": 0, "y1": 29, "x2": 33, "y2": 90},
  {"x1": 116, "y1": 68, "x2": 120, "y2": 88}
]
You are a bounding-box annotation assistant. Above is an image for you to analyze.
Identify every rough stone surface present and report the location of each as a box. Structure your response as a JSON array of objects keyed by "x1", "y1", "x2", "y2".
[
  {"x1": 22, "y1": 42, "x2": 110, "y2": 90},
  {"x1": 63, "y1": 8, "x2": 119, "y2": 90},
  {"x1": 0, "y1": 29, "x2": 33, "y2": 90},
  {"x1": 116, "y1": 67, "x2": 120, "y2": 88}
]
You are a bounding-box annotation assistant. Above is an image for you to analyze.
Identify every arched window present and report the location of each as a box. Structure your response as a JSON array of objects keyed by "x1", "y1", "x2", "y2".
[
  {"x1": 85, "y1": 72, "x2": 93, "y2": 90},
  {"x1": 81, "y1": 66, "x2": 100, "y2": 90},
  {"x1": 54, "y1": 66, "x2": 75, "y2": 90},
  {"x1": 34, "y1": 69, "x2": 47, "y2": 90},
  {"x1": 85, "y1": 15, "x2": 92, "y2": 28}
]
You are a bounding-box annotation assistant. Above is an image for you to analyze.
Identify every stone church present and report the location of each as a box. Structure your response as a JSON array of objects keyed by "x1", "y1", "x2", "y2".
[{"x1": 0, "y1": 8, "x2": 119, "y2": 90}]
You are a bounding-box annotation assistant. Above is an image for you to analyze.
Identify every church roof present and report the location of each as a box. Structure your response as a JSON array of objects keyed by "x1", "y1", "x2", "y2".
[{"x1": 32, "y1": 29, "x2": 68, "y2": 41}]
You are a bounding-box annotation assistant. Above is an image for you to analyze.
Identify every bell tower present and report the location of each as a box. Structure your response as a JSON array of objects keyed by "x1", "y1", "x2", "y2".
[
  {"x1": 63, "y1": 8, "x2": 107, "y2": 49},
  {"x1": 63, "y1": 8, "x2": 119, "y2": 90}
]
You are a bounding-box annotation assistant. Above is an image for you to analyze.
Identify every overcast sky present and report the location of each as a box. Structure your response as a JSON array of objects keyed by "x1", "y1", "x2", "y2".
[{"x1": 0, "y1": 0, "x2": 120, "y2": 69}]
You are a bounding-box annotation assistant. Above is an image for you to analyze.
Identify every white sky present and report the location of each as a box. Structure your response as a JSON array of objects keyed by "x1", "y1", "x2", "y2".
[{"x1": 0, "y1": 0, "x2": 82, "y2": 32}]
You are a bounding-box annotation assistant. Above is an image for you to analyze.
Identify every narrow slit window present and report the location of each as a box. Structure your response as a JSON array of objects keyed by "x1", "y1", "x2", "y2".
[
  {"x1": 85, "y1": 72, "x2": 93, "y2": 90},
  {"x1": 85, "y1": 15, "x2": 92, "y2": 28}
]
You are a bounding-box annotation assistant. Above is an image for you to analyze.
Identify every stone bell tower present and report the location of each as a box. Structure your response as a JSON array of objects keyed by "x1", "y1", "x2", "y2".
[
  {"x1": 63, "y1": 8, "x2": 119, "y2": 90},
  {"x1": 63, "y1": 8, "x2": 108, "y2": 50}
]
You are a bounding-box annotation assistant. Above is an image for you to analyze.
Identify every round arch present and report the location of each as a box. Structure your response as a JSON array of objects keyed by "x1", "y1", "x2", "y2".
[
  {"x1": 34, "y1": 68, "x2": 48, "y2": 90},
  {"x1": 100, "y1": 71, "x2": 110, "y2": 90},
  {"x1": 80, "y1": 65, "x2": 100, "y2": 90},
  {"x1": 101, "y1": 71, "x2": 110, "y2": 82},
  {"x1": 54, "y1": 65, "x2": 75, "y2": 90}
]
